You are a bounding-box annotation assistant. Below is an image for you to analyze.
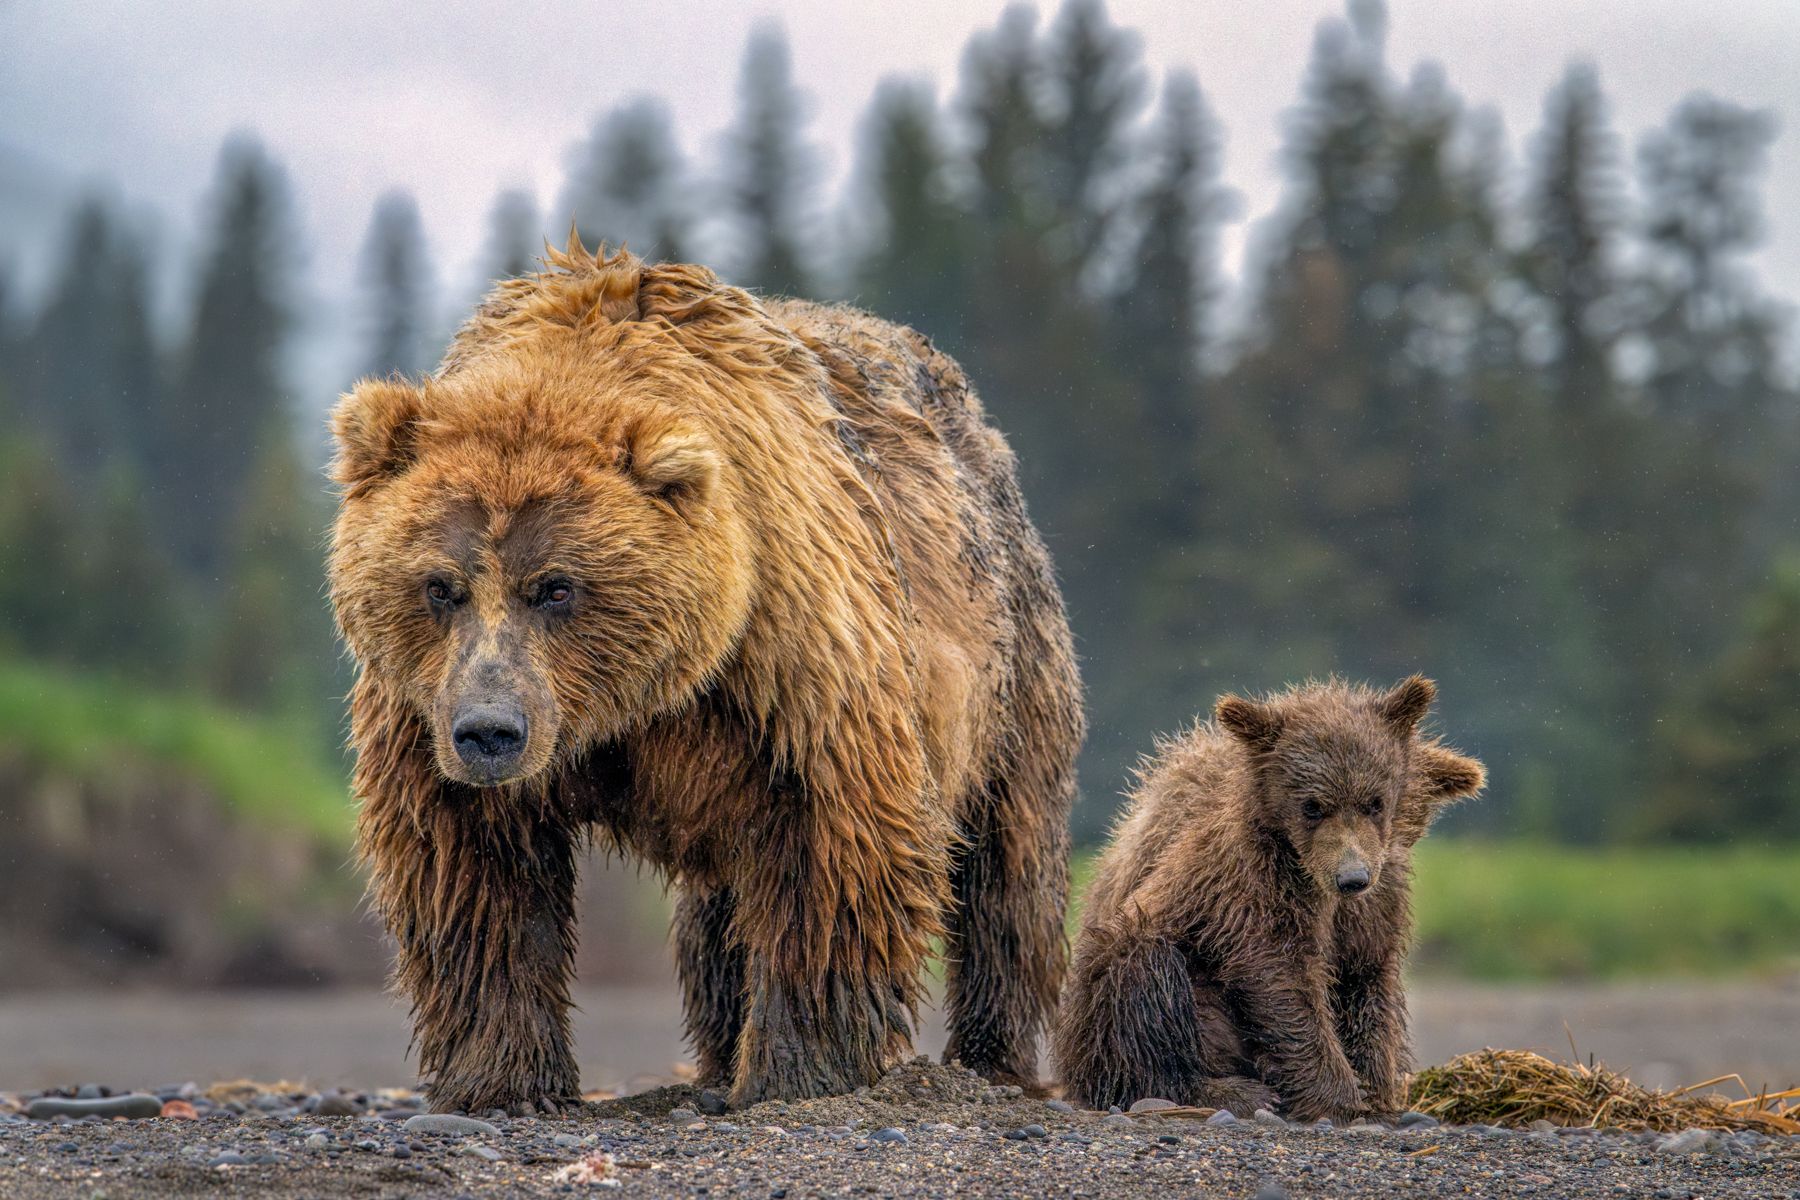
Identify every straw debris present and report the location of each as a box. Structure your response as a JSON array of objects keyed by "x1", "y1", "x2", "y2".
[{"x1": 1407, "y1": 1049, "x2": 1800, "y2": 1134}]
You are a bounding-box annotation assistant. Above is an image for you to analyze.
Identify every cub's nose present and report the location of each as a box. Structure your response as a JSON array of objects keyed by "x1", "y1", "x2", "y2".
[
  {"x1": 452, "y1": 705, "x2": 527, "y2": 777},
  {"x1": 1336, "y1": 865, "x2": 1372, "y2": 895}
]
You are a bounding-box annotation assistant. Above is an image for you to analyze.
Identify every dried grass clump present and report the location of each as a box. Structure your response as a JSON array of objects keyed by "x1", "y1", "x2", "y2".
[{"x1": 1408, "y1": 1049, "x2": 1800, "y2": 1135}]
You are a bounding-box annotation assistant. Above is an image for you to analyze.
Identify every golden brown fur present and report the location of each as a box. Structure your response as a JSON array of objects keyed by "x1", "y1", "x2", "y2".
[
  {"x1": 1053, "y1": 677, "x2": 1483, "y2": 1120},
  {"x1": 329, "y1": 240, "x2": 1082, "y2": 1113}
]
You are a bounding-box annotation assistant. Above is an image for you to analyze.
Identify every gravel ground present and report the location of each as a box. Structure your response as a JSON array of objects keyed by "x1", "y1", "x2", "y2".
[{"x1": 3, "y1": 1060, "x2": 1796, "y2": 1199}]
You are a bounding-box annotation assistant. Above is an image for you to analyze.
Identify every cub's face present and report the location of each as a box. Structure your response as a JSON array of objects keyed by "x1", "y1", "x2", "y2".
[
  {"x1": 328, "y1": 358, "x2": 754, "y2": 789},
  {"x1": 1216, "y1": 677, "x2": 1484, "y2": 900}
]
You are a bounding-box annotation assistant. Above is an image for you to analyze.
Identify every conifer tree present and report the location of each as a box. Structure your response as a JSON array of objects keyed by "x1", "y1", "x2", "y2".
[
  {"x1": 357, "y1": 189, "x2": 434, "y2": 379},
  {"x1": 481, "y1": 188, "x2": 541, "y2": 286},
  {"x1": 727, "y1": 24, "x2": 817, "y2": 295},
  {"x1": 558, "y1": 98, "x2": 688, "y2": 261}
]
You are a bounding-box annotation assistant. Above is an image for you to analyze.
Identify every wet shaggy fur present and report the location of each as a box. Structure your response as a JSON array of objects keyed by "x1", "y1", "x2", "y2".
[
  {"x1": 328, "y1": 240, "x2": 1083, "y2": 1114},
  {"x1": 1052, "y1": 678, "x2": 1483, "y2": 1121}
]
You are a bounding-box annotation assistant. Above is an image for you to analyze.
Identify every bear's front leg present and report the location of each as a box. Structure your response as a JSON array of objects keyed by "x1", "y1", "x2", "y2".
[
  {"x1": 1332, "y1": 889, "x2": 1412, "y2": 1116},
  {"x1": 1234, "y1": 965, "x2": 1366, "y2": 1122},
  {"x1": 364, "y1": 793, "x2": 583, "y2": 1114},
  {"x1": 726, "y1": 792, "x2": 944, "y2": 1104}
]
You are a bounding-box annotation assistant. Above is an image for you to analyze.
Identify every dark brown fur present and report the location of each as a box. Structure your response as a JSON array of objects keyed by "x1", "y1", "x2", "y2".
[
  {"x1": 329, "y1": 242, "x2": 1082, "y2": 1113},
  {"x1": 1052, "y1": 677, "x2": 1483, "y2": 1120}
]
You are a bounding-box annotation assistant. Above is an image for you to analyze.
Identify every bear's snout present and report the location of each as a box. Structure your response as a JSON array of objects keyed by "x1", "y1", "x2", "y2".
[
  {"x1": 452, "y1": 702, "x2": 529, "y2": 782},
  {"x1": 1334, "y1": 853, "x2": 1372, "y2": 896}
]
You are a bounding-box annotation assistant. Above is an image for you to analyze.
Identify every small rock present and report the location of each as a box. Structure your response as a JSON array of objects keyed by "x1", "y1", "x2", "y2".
[
  {"x1": 1045, "y1": 1099, "x2": 1076, "y2": 1114},
  {"x1": 392, "y1": 1144, "x2": 412, "y2": 1159},
  {"x1": 1655, "y1": 1128, "x2": 1721, "y2": 1156},
  {"x1": 314, "y1": 1092, "x2": 359, "y2": 1118},
  {"x1": 1128, "y1": 1097, "x2": 1178, "y2": 1113},
  {"x1": 208, "y1": 1152, "x2": 248, "y2": 1167},
  {"x1": 870, "y1": 1127, "x2": 908, "y2": 1144},
  {"x1": 1206, "y1": 1110, "x2": 1238, "y2": 1126},
  {"x1": 1528, "y1": 1119, "x2": 1558, "y2": 1132},
  {"x1": 75, "y1": 1084, "x2": 103, "y2": 1100},
  {"x1": 27, "y1": 1094, "x2": 164, "y2": 1121},
  {"x1": 1019, "y1": 1124, "x2": 1048, "y2": 1139},
  {"x1": 1254, "y1": 1184, "x2": 1289, "y2": 1200},
  {"x1": 1313, "y1": 1118, "x2": 1334, "y2": 1131},
  {"x1": 402, "y1": 1113, "x2": 502, "y2": 1138},
  {"x1": 460, "y1": 1143, "x2": 503, "y2": 1161},
  {"x1": 1101, "y1": 1114, "x2": 1134, "y2": 1128},
  {"x1": 668, "y1": 1107, "x2": 699, "y2": 1124},
  {"x1": 1253, "y1": 1109, "x2": 1286, "y2": 1128},
  {"x1": 1002, "y1": 1128, "x2": 1029, "y2": 1140},
  {"x1": 696, "y1": 1090, "x2": 729, "y2": 1116},
  {"x1": 304, "y1": 1133, "x2": 329, "y2": 1150},
  {"x1": 553, "y1": 1133, "x2": 584, "y2": 1148},
  {"x1": 1396, "y1": 1111, "x2": 1438, "y2": 1129},
  {"x1": 160, "y1": 1100, "x2": 199, "y2": 1121}
]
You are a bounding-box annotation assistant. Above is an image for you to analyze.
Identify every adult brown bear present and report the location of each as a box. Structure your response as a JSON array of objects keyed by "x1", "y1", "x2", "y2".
[{"x1": 328, "y1": 239, "x2": 1083, "y2": 1114}]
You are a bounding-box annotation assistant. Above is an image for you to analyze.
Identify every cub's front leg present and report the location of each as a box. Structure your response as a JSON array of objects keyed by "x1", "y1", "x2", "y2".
[
  {"x1": 1230, "y1": 950, "x2": 1366, "y2": 1122},
  {"x1": 1332, "y1": 885, "x2": 1413, "y2": 1116}
]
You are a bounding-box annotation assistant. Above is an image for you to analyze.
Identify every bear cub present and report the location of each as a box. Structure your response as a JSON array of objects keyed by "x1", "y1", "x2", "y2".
[{"x1": 1052, "y1": 676, "x2": 1484, "y2": 1121}]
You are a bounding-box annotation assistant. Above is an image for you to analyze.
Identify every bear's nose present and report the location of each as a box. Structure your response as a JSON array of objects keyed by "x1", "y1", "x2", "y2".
[
  {"x1": 1336, "y1": 865, "x2": 1371, "y2": 895},
  {"x1": 453, "y1": 706, "x2": 527, "y2": 773}
]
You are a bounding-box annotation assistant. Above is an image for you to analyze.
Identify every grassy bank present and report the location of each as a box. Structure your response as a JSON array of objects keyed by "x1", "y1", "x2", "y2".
[
  {"x1": 0, "y1": 657, "x2": 350, "y2": 844},
  {"x1": 1071, "y1": 840, "x2": 1800, "y2": 981},
  {"x1": 1408, "y1": 840, "x2": 1800, "y2": 980}
]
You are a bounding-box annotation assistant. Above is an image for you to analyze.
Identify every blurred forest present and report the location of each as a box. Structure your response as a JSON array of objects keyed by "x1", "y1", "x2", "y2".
[{"x1": 2, "y1": 0, "x2": 1797, "y2": 848}]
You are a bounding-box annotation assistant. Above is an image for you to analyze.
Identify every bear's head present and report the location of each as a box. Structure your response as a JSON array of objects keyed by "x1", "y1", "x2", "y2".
[
  {"x1": 1215, "y1": 677, "x2": 1484, "y2": 899},
  {"x1": 328, "y1": 303, "x2": 757, "y2": 790}
]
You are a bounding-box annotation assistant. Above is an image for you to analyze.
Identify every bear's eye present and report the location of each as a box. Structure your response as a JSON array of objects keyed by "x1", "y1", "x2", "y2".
[
  {"x1": 532, "y1": 577, "x2": 575, "y2": 610},
  {"x1": 1363, "y1": 794, "x2": 1385, "y2": 816},
  {"x1": 1301, "y1": 798, "x2": 1326, "y2": 822},
  {"x1": 424, "y1": 579, "x2": 460, "y2": 610}
]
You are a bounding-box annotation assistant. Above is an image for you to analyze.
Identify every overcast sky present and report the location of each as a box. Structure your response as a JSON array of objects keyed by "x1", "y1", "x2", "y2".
[{"x1": 3, "y1": 0, "x2": 1797, "y2": 387}]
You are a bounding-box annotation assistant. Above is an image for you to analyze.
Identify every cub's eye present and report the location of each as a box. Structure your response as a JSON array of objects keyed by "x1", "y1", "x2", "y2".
[
  {"x1": 1364, "y1": 794, "x2": 1385, "y2": 816},
  {"x1": 532, "y1": 577, "x2": 575, "y2": 610},
  {"x1": 424, "y1": 579, "x2": 459, "y2": 609},
  {"x1": 1301, "y1": 799, "x2": 1326, "y2": 822}
]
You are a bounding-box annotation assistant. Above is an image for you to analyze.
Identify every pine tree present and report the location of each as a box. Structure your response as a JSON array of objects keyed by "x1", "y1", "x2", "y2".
[
  {"x1": 1647, "y1": 556, "x2": 1800, "y2": 840},
  {"x1": 557, "y1": 98, "x2": 688, "y2": 261},
  {"x1": 727, "y1": 24, "x2": 817, "y2": 295},
  {"x1": 481, "y1": 187, "x2": 541, "y2": 286},
  {"x1": 854, "y1": 79, "x2": 969, "y2": 343},
  {"x1": 1041, "y1": 0, "x2": 1146, "y2": 280},
  {"x1": 168, "y1": 135, "x2": 299, "y2": 577},
  {"x1": 357, "y1": 189, "x2": 434, "y2": 379}
]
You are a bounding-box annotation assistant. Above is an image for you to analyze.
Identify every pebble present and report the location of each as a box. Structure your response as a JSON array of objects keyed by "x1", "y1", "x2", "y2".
[
  {"x1": 304, "y1": 1133, "x2": 329, "y2": 1149},
  {"x1": 554, "y1": 1132, "x2": 585, "y2": 1148},
  {"x1": 401, "y1": 1113, "x2": 502, "y2": 1138},
  {"x1": 1654, "y1": 1128, "x2": 1721, "y2": 1156},
  {"x1": 1205, "y1": 1110, "x2": 1238, "y2": 1126},
  {"x1": 1529, "y1": 1118, "x2": 1558, "y2": 1132},
  {"x1": 1253, "y1": 1108, "x2": 1286, "y2": 1128},
  {"x1": 459, "y1": 1143, "x2": 504, "y2": 1161},
  {"x1": 1019, "y1": 1124, "x2": 1048, "y2": 1139},
  {"x1": 668, "y1": 1107, "x2": 700, "y2": 1124},
  {"x1": 314, "y1": 1092, "x2": 359, "y2": 1117},
  {"x1": 870, "y1": 1127, "x2": 908, "y2": 1144},
  {"x1": 208, "y1": 1151, "x2": 248, "y2": 1167},
  {"x1": 26, "y1": 1094, "x2": 165, "y2": 1121},
  {"x1": 1128, "y1": 1097, "x2": 1178, "y2": 1113},
  {"x1": 1396, "y1": 1111, "x2": 1438, "y2": 1129},
  {"x1": 75, "y1": 1084, "x2": 104, "y2": 1100},
  {"x1": 1101, "y1": 1114, "x2": 1134, "y2": 1128},
  {"x1": 1045, "y1": 1099, "x2": 1076, "y2": 1114},
  {"x1": 1254, "y1": 1184, "x2": 1289, "y2": 1200},
  {"x1": 696, "y1": 1090, "x2": 730, "y2": 1115}
]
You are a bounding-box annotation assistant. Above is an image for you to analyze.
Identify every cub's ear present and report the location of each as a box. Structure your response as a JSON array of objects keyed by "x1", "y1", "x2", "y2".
[
  {"x1": 1215, "y1": 694, "x2": 1284, "y2": 752},
  {"x1": 619, "y1": 414, "x2": 720, "y2": 508},
  {"x1": 1416, "y1": 743, "x2": 1486, "y2": 801},
  {"x1": 332, "y1": 379, "x2": 424, "y2": 497},
  {"x1": 1378, "y1": 674, "x2": 1437, "y2": 734}
]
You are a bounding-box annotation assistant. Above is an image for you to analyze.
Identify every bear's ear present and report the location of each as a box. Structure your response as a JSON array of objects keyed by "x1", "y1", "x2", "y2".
[
  {"x1": 1216, "y1": 694, "x2": 1284, "y2": 753},
  {"x1": 619, "y1": 414, "x2": 720, "y2": 509},
  {"x1": 1416, "y1": 742, "x2": 1485, "y2": 801},
  {"x1": 332, "y1": 379, "x2": 424, "y2": 497},
  {"x1": 1377, "y1": 674, "x2": 1436, "y2": 735}
]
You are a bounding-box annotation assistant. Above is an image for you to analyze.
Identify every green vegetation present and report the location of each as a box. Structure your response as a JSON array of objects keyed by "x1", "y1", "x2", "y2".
[
  {"x1": 1409, "y1": 840, "x2": 1800, "y2": 980},
  {"x1": 1071, "y1": 841, "x2": 1800, "y2": 981},
  {"x1": 0, "y1": 657, "x2": 350, "y2": 844}
]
